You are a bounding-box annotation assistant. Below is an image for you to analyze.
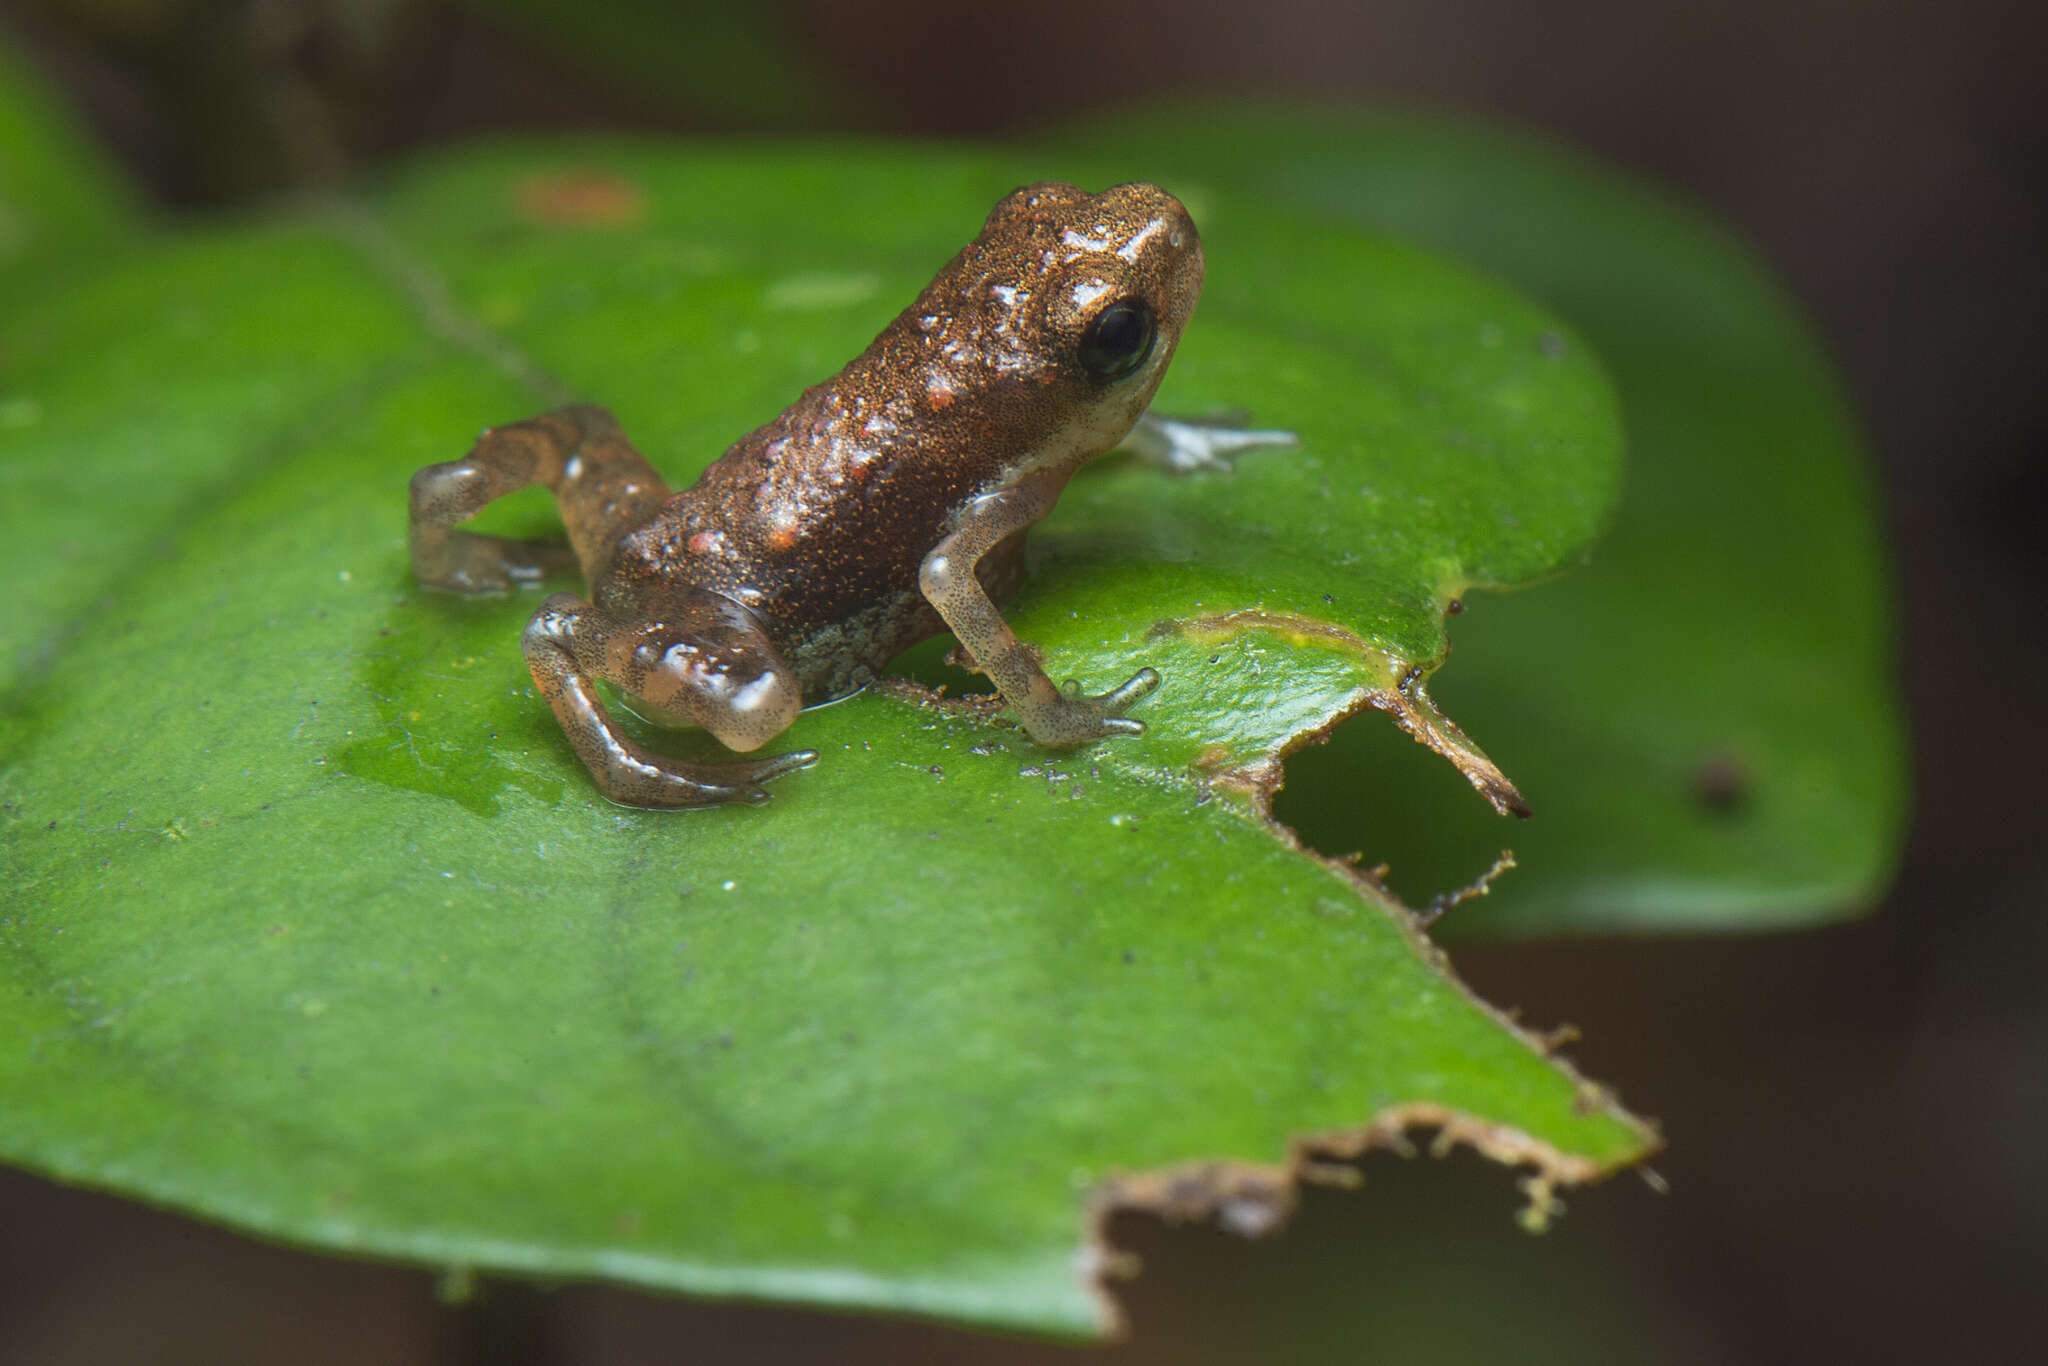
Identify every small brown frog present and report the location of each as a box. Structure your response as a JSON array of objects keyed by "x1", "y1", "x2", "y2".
[{"x1": 408, "y1": 181, "x2": 1288, "y2": 808}]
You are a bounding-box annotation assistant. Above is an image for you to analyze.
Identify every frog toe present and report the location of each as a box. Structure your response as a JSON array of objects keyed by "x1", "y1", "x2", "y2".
[
  {"x1": 1101, "y1": 667, "x2": 1161, "y2": 713},
  {"x1": 747, "y1": 748, "x2": 821, "y2": 780},
  {"x1": 697, "y1": 748, "x2": 819, "y2": 805}
]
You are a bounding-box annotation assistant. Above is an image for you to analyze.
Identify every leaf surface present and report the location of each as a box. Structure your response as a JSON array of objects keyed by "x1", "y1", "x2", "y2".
[{"x1": 2, "y1": 112, "x2": 1649, "y2": 1335}]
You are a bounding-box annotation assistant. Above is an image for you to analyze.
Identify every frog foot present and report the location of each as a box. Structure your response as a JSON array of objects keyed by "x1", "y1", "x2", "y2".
[
  {"x1": 643, "y1": 748, "x2": 820, "y2": 810},
  {"x1": 1125, "y1": 411, "x2": 1300, "y2": 474},
  {"x1": 415, "y1": 528, "x2": 576, "y2": 595},
  {"x1": 1045, "y1": 667, "x2": 1161, "y2": 742}
]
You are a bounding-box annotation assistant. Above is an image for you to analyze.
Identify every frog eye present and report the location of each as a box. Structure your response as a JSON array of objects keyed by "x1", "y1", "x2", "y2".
[{"x1": 1078, "y1": 297, "x2": 1156, "y2": 382}]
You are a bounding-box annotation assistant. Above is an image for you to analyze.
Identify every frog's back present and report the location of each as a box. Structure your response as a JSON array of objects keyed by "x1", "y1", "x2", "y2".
[{"x1": 595, "y1": 360, "x2": 1033, "y2": 696}]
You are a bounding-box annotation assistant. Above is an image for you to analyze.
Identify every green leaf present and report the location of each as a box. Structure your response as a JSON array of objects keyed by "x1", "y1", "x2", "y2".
[
  {"x1": 1, "y1": 127, "x2": 1648, "y2": 1335},
  {"x1": 1051, "y1": 108, "x2": 1906, "y2": 933}
]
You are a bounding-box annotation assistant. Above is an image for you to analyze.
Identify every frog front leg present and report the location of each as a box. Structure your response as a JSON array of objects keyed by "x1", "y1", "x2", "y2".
[
  {"x1": 522, "y1": 590, "x2": 817, "y2": 809},
  {"x1": 919, "y1": 476, "x2": 1159, "y2": 747}
]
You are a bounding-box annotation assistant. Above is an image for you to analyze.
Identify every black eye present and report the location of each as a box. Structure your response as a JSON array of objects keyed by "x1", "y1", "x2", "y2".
[{"x1": 1078, "y1": 297, "x2": 1156, "y2": 382}]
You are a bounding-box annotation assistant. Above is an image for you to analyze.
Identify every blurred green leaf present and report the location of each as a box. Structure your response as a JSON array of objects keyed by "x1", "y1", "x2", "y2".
[
  {"x1": 0, "y1": 39, "x2": 136, "y2": 270},
  {"x1": 1052, "y1": 107, "x2": 1906, "y2": 933},
  {"x1": 0, "y1": 121, "x2": 1647, "y2": 1334},
  {"x1": 473, "y1": 0, "x2": 857, "y2": 129}
]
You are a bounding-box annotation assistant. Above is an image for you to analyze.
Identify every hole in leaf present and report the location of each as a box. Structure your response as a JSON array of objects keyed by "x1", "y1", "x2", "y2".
[{"x1": 1274, "y1": 706, "x2": 1512, "y2": 911}]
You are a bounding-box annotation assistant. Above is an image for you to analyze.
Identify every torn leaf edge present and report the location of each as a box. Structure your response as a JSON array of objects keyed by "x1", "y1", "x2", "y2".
[{"x1": 1155, "y1": 607, "x2": 1529, "y2": 817}]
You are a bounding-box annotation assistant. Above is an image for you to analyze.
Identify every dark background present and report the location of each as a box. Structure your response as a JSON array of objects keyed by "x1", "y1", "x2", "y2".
[{"x1": 3, "y1": 1, "x2": 2042, "y2": 1361}]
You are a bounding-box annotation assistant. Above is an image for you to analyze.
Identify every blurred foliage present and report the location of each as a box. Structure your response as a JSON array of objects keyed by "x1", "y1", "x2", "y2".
[
  {"x1": 11, "y1": 0, "x2": 444, "y2": 197},
  {"x1": 477, "y1": 0, "x2": 856, "y2": 129},
  {"x1": 7, "y1": 0, "x2": 854, "y2": 200},
  {"x1": 0, "y1": 32, "x2": 134, "y2": 247}
]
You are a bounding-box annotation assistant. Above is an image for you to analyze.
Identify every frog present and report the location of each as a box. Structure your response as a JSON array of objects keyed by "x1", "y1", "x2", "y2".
[{"x1": 407, "y1": 180, "x2": 1292, "y2": 809}]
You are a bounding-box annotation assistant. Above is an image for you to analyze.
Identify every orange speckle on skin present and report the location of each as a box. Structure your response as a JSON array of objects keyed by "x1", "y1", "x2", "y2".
[
  {"x1": 515, "y1": 171, "x2": 647, "y2": 227},
  {"x1": 926, "y1": 384, "x2": 954, "y2": 411},
  {"x1": 688, "y1": 531, "x2": 718, "y2": 555},
  {"x1": 766, "y1": 526, "x2": 797, "y2": 552}
]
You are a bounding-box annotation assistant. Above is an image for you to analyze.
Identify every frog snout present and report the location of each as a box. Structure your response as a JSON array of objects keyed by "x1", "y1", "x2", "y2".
[{"x1": 1094, "y1": 182, "x2": 1204, "y2": 318}]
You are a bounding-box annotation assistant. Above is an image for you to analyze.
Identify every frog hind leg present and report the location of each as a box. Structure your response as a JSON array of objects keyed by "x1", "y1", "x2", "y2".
[
  {"x1": 521, "y1": 589, "x2": 817, "y2": 809},
  {"x1": 409, "y1": 403, "x2": 672, "y2": 593}
]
